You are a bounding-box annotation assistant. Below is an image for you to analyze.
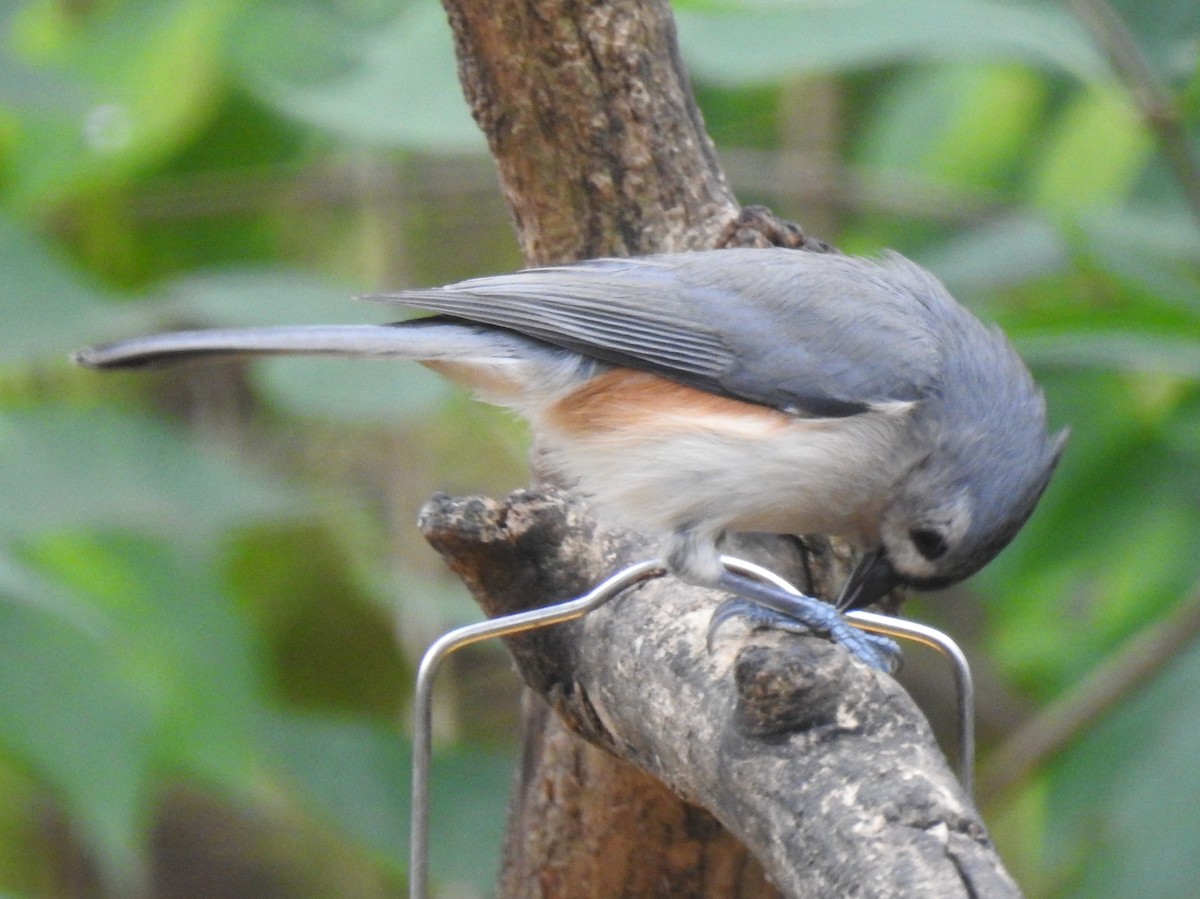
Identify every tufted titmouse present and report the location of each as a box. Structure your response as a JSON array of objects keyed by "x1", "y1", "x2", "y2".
[{"x1": 74, "y1": 248, "x2": 1066, "y2": 671}]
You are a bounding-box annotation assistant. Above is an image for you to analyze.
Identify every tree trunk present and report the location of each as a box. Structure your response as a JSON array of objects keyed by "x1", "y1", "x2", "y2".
[
  {"x1": 442, "y1": 0, "x2": 733, "y2": 263},
  {"x1": 428, "y1": 1, "x2": 1019, "y2": 896}
]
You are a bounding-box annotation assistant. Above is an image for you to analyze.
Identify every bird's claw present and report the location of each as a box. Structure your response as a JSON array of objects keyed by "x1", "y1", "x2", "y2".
[{"x1": 707, "y1": 575, "x2": 901, "y2": 673}]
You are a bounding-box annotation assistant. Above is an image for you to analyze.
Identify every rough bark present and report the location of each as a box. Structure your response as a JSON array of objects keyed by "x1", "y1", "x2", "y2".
[
  {"x1": 442, "y1": 0, "x2": 731, "y2": 263},
  {"x1": 429, "y1": 0, "x2": 1018, "y2": 896},
  {"x1": 420, "y1": 491, "x2": 1018, "y2": 897},
  {"x1": 440, "y1": 0, "x2": 732, "y2": 262}
]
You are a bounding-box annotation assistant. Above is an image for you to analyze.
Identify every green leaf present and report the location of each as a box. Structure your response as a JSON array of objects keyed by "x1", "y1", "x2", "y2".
[
  {"x1": 1049, "y1": 640, "x2": 1200, "y2": 898},
  {"x1": 255, "y1": 357, "x2": 451, "y2": 423},
  {"x1": 1016, "y1": 332, "x2": 1200, "y2": 377},
  {"x1": 0, "y1": 5, "x2": 86, "y2": 115},
  {"x1": 263, "y1": 712, "x2": 409, "y2": 868},
  {"x1": 1029, "y1": 87, "x2": 1154, "y2": 215},
  {"x1": 0, "y1": 405, "x2": 297, "y2": 541},
  {"x1": 264, "y1": 711, "x2": 515, "y2": 889},
  {"x1": 856, "y1": 64, "x2": 1046, "y2": 189},
  {"x1": 228, "y1": 0, "x2": 483, "y2": 151},
  {"x1": 0, "y1": 216, "x2": 144, "y2": 365},
  {"x1": 161, "y1": 267, "x2": 375, "y2": 327},
  {"x1": 978, "y1": 368, "x2": 1200, "y2": 692},
  {"x1": 426, "y1": 745, "x2": 515, "y2": 889},
  {"x1": 1098, "y1": 0, "x2": 1200, "y2": 76},
  {"x1": 920, "y1": 214, "x2": 1070, "y2": 295},
  {"x1": 0, "y1": 531, "x2": 273, "y2": 888},
  {"x1": 1077, "y1": 206, "x2": 1200, "y2": 316},
  {"x1": 676, "y1": 0, "x2": 1110, "y2": 86},
  {"x1": 0, "y1": 548, "x2": 106, "y2": 636},
  {"x1": 226, "y1": 525, "x2": 409, "y2": 716},
  {"x1": 27, "y1": 532, "x2": 267, "y2": 789},
  {"x1": 1083, "y1": 204, "x2": 1200, "y2": 267},
  {"x1": 4, "y1": 0, "x2": 239, "y2": 205},
  {"x1": 0, "y1": 566, "x2": 155, "y2": 887}
]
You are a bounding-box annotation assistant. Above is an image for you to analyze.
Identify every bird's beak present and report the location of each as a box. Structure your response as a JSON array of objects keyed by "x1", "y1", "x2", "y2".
[{"x1": 835, "y1": 546, "x2": 899, "y2": 611}]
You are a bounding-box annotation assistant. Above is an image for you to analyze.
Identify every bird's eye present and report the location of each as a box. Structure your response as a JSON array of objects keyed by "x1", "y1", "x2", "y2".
[{"x1": 910, "y1": 528, "x2": 949, "y2": 561}]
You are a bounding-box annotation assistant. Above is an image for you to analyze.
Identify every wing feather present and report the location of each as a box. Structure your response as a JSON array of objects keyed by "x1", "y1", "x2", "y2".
[{"x1": 367, "y1": 248, "x2": 948, "y2": 414}]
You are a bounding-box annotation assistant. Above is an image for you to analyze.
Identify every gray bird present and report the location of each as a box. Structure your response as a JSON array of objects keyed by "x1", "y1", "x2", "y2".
[{"x1": 73, "y1": 248, "x2": 1067, "y2": 671}]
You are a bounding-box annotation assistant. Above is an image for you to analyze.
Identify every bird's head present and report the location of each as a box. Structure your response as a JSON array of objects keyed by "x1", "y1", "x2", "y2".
[{"x1": 837, "y1": 425, "x2": 1068, "y2": 611}]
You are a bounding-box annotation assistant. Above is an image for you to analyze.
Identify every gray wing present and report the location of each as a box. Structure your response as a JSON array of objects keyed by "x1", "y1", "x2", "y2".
[{"x1": 367, "y1": 247, "x2": 948, "y2": 416}]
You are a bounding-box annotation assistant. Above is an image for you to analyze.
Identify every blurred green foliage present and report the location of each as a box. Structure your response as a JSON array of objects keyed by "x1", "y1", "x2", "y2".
[{"x1": 0, "y1": 0, "x2": 1198, "y2": 896}]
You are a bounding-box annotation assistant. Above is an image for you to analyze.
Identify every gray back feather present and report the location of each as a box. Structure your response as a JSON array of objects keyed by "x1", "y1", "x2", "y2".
[{"x1": 368, "y1": 248, "x2": 947, "y2": 417}]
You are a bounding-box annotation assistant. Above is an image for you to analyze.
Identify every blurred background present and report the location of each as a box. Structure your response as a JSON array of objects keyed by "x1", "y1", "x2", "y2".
[{"x1": 1, "y1": 0, "x2": 1198, "y2": 896}]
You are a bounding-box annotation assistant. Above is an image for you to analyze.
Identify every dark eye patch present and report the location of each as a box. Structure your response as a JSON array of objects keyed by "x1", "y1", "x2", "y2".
[{"x1": 910, "y1": 528, "x2": 949, "y2": 561}]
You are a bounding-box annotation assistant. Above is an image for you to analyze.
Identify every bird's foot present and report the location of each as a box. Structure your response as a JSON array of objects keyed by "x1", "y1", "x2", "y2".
[{"x1": 707, "y1": 572, "x2": 900, "y2": 673}]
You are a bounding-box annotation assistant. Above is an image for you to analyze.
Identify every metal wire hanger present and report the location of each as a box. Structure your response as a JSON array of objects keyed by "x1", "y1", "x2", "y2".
[{"x1": 408, "y1": 555, "x2": 975, "y2": 899}]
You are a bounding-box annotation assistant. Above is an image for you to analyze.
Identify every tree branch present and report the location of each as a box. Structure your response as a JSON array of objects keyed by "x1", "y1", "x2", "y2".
[
  {"x1": 980, "y1": 582, "x2": 1200, "y2": 803},
  {"x1": 420, "y1": 490, "x2": 1019, "y2": 897},
  {"x1": 1069, "y1": 0, "x2": 1200, "y2": 227}
]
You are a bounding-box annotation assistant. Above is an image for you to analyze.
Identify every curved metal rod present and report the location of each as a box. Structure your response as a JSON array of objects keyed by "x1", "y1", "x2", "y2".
[
  {"x1": 845, "y1": 609, "x2": 975, "y2": 797},
  {"x1": 409, "y1": 559, "x2": 665, "y2": 899},
  {"x1": 409, "y1": 555, "x2": 974, "y2": 898}
]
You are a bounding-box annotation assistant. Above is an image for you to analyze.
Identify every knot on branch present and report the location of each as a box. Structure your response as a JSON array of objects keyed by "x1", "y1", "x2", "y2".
[
  {"x1": 720, "y1": 205, "x2": 836, "y2": 253},
  {"x1": 418, "y1": 487, "x2": 623, "y2": 617},
  {"x1": 733, "y1": 642, "x2": 859, "y2": 737}
]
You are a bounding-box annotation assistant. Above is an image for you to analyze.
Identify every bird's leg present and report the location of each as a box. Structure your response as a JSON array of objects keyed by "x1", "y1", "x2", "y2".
[
  {"x1": 707, "y1": 575, "x2": 899, "y2": 673},
  {"x1": 664, "y1": 527, "x2": 899, "y2": 673}
]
